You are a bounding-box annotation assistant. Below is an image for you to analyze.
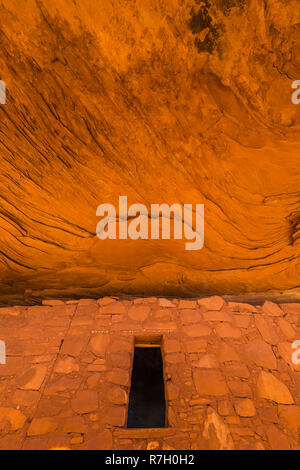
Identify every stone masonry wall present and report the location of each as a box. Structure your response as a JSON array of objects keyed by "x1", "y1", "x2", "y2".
[{"x1": 0, "y1": 296, "x2": 299, "y2": 450}]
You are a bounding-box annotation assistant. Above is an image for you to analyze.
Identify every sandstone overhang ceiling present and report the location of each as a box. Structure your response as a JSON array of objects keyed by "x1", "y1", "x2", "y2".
[{"x1": 0, "y1": 0, "x2": 299, "y2": 305}]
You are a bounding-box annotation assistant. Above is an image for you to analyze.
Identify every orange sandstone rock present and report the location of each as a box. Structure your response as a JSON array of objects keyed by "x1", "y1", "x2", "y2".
[
  {"x1": 27, "y1": 418, "x2": 57, "y2": 436},
  {"x1": 71, "y1": 390, "x2": 99, "y2": 414},
  {"x1": 183, "y1": 324, "x2": 212, "y2": 337},
  {"x1": 278, "y1": 405, "x2": 300, "y2": 433},
  {"x1": 262, "y1": 301, "x2": 283, "y2": 317},
  {"x1": 198, "y1": 297, "x2": 225, "y2": 311},
  {"x1": 128, "y1": 305, "x2": 150, "y2": 321},
  {"x1": 257, "y1": 372, "x2": 294, "y2": 404},
  {"x1": 266, "y1": 425, "x2": 291, "y2": 450},
  {"x1": 89, "y1": 334, "x2": 110, "y2": 356},
  {"x1": 19, "y1": 365, "x2": 48, "y2": 391},
  {"x1": 234, "y1": 399, "x2": 256, "y2": 417},
  {"x1": 193, "y1": 370, "x2": 228, "y2": 396},
  {"x1": 0, "y1": 408, "x2": 27, "y2": 432},
  {"x1": 0, "y1": 1, "x2": 298, "y2": 305},
  {"x1": 243, "y1": 339, "x2": 277, "y2": 369}
]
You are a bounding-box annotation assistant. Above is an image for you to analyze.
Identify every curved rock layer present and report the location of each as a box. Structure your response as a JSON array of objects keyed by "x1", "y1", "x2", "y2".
[{"x1": 0, "y1": 0, "x2": 299, "y2": 305}]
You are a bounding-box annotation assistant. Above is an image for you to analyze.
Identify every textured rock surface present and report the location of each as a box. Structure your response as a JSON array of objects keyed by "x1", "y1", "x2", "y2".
[
  {"x1": 0, "y1": 296, "x2": 299, "y2": 450},
  {"x1": 0, "y1": 1, "x2": 299, "y2": 305}
]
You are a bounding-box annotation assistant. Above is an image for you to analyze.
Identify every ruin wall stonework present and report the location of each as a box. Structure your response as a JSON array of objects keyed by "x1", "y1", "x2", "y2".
[{"x1": 0, "y1": 296, "x2": 299, "y2": 450}]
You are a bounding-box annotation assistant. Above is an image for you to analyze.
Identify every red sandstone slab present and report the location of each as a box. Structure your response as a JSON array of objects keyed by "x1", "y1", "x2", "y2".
[
  {"x1": 158, "y1": 298, "x2": 175, "y2": 308},
  {"x1": 44, "y1": 376, "x2": 81, "y2": 395},
  {"x1": 110, "y1": 339, "x2": 133, "y2": 353},
  {"x1": 87, "y1": 364, "x2": 107, "y2": 372},
  {"x1": 280, "y1": 303, "x2": 300, "y2": 315},
  {"x1": 36, "y1": 395, "x2": 69, "y2": 417},
  {"x1": 44, "y1": 316, "x2": 71, "y2": 327},
  {"x1": 192, "y1": 354, "x2": 219, "y2": 369},
  {"x1": 233, "y1": 315, "x2": 251, "y2": 328},
  {"x1": 223, "y1": 363, "x2": 250, "y2": 378},
  {"x1": 0, "y1": 356, "x2": 26, "y2": 376},
  {"x1": 165, "y1": 353, "x2": 185, "y2": 364},
  {"x1": 63, "y1": 416, "x2": 88, "y2": 434},
  {"x1": 127, "y1": 305, "x2": 151, "y2": 321},
  {"x1": 110, "y1": 352, "x2": 131, "y2": 369},
  {"x1": 143, "y1": 321, "x2": 177, "y2": 331},
  {"x1": 243, "y1": 338, "x2": 277, "y2": 369},
  {"x1": 163, "y1": 339, "x2": 181, "y2": 353},
  {"x1": 153, "y1": 308, "x2": 173, "y2": 320},
  {"x1": 202, "y1": 310, "x2": 233, "y2": 322},
  {"x1": 185, "y1": 339, "x2": 207, "y2": 353},
  {"x1": 42, "y1": 300, "x2": 65, "y2": 306},
  {"x1": 218, "y1": 343, "x2": 240, "y2": 362},
  {"x1": 0, "y1": 407, "x2": 27, "y2": 432},
  {"x1": 216, "y1": 323, "x2": 241, "y2": 339},
  {"x1": 83, "y1": 430, "x2": 113, "y2": 450},
  {"x1": 178, "y1": 300, "x2": 197, "y2": 309},
  {"x1": 71, "y1": 390, "x2": 98, "y2": 414},
  {"x1": 60, "y1": 335, "x2": 87, "y2": 356},
  {"x1": 254, "y1": 315, "x2": 280, "y2": 344},
  {"x1": 54, "y1": 357, "x2": 79, "y2": 374},
  {"x1": 27, "y1": 417, "x2": 57, "y2": 436},
  {"x1": 193, "y1": 369, "x2": 228, "y2": 396},
  {"x1": 278, "y1": 405, "x2": 300, "y2": 433},
  {"x1": 262, "y1": 301, "x2": 283, "y2": 317},
  {"x1": 227, "y1": 302, "x2": 257, "y2": 313},
  {"x1": 234, "y1": 398, "x2": 256, "y2": 417},
  {"x1": 114, "y1": 428, "x2": 176, "y2": 438},
  {"x1": 141, "y1": 297, "x2": 158, "y2": 303},
  {"x1": 109, "y1": 321, "x2": 143, "y2": 331},
  {"x1": 78, "y1": 299, "x2": 97, "y2": 306},
  {"x1": 18, "y1": 365, "x2": 48, "y2": 391},
  {"x1": 218, "y1": 399, "x2": 234, "y2": 416},
  {"x1": 277, "y1": 318, "x2": 296, "y2": 340},
  {"x1": 71, "y1": 316, "x2": 94, "y2": 326},
  {"x1": 257, "y1": 371, "x2": 294, "y2": 404},
  {"x1": 108, "y1": 387, "x2": 128, "y2": 405},
  {"x1": 197, "y1": 296, "x2": 225, "y2": 311},
  {"x1": 227, "y1": 379, "x2": 252, "y2": 398},
  {"x1": 180, "y1": 309, "x2": 202, "y2": 324},
  {"x1": 97, "y1": 297, "x2": 118, "y2": 306},
  {"x1": 101, "y1": 406, "x2": 126, "y2": 426},
  {"x1": 266, "y1": 424, "x2": 291, "y2": 450},
  {"x1": 89, "y1": 334, "x2": 110, "y2": 356},
  {"x1": 99, "y1": 304, "x2": 126, "y2": 315},
  {"x1": 0, "y1": 307, "x2": 20, "y2": 316},
  {"x1": 182, "y1": 323, "x2": 211, "y2": 337},
  {"x1": 12, "y1": 390, "x2": 40, "y2": 407},
  {"x1": 257, "y1": 406, "x2": 279, "y2": 423},
  {"x1": 106, "y1": 368, "x2": 130, "y2": 386}
]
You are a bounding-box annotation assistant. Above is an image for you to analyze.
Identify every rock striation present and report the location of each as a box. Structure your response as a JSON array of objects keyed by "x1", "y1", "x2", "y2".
[{"x1": 0, "y1": 1, "x2": 299, "y2": 304}]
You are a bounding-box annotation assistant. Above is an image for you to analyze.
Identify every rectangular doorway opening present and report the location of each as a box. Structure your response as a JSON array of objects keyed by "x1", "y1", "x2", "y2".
[{"x1": 127, "y1": 336, "x2": 166, "y2": 428}]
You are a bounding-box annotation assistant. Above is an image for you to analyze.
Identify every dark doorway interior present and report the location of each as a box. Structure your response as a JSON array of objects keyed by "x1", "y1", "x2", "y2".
[{"x1": 127, "y1": 346, "x2": 166, "y2": 428}]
